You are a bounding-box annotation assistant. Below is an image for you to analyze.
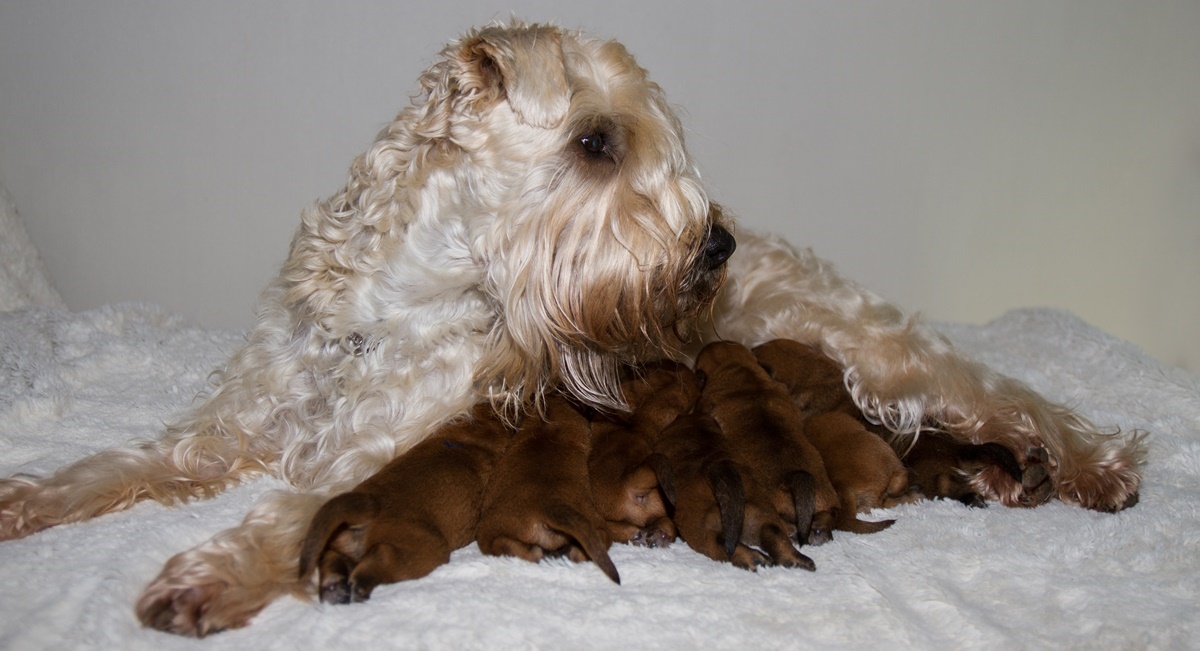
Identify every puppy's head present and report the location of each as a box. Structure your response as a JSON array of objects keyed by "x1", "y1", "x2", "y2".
[
  {"x1": 751, "y1": 339, "x2": 841, "y2": 392},
  {"x1": 620, "y1": 361, "x2": 702, "y2": 419},
  {"x1": 693, "y1": 341, "x2": 762, "y2": 380},
  {"x1": 430, "y1": 21, "x2": 732, "y2": 411}
]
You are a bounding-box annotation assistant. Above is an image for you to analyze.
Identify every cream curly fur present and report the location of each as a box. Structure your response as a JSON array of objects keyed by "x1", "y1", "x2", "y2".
[{"x1": 0, "y1": 20, "x2": 1143, "y2": 637}]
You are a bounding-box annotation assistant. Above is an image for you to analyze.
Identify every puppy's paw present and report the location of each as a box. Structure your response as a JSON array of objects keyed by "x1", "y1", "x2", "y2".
[
  {"x1": 729, "y1": 545, "x2": 771, "y2": 571},
  {"x1": 629, "y1": 520, "x2": 676, "y2": 548}
]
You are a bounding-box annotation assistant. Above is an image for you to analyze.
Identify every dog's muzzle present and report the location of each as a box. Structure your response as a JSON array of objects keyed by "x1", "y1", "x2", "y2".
[{"x1": 700, "y1": 224, "x2": 736, "y2": 271}]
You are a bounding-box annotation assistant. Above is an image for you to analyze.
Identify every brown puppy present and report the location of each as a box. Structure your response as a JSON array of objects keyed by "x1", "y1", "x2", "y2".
[
  {"x1": 654, "y1": 410, "x2": 814, "y2": 571},
  {"x1": 752, "y1": 338, "x2": 1024, "y2": 509},
  {"x1": 752, "y1": 339, "x2": 909, "y2": 534},
  {"x1": 695, "y1": 341, "x2": 839, "y2": 546},
  {"x1": 588, "y1": 362, "x2": 695, "y2": 548},
  {"x1": 475, "y1": 394, "x2": 620, "y2": 584},
  {"x1": 803, "y1": 412, "x2": 909, "y2": 533},
  {"x1": 297, "y1": 403, "x2": 513, "y2": 604}
]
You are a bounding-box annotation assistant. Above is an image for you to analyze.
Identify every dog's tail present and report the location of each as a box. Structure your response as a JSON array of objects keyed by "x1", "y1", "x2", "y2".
[
  {"x1": 784, "y1": 470, "x2": 818, "y2": 545},
  {"x1": 546, "y1": 504, "x2": 621, "y2": 585},
  {"x1": 703, "y1": 459, "x2": 745, "y2": 559},
  {"x1": 297, "y1": 492, "x2": 379, "y2": 580}
]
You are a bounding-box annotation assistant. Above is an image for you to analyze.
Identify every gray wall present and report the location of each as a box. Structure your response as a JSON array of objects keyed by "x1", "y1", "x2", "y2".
[{"x1": 1, "y1": 1, "x2": 1197, "y2": 370}]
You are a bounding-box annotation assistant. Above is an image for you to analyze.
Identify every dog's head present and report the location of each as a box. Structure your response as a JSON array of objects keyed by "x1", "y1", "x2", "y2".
[
  {"x1": 285, "y1": 20, "x2": 732, "y2": 414},
  {"x1": 432, "y1": 21, "x2": 733, "y2": 410}
]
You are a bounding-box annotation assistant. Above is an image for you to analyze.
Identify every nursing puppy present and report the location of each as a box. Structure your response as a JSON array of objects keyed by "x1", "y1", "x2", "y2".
[
  {"x1": 655, "y1": 410, "x2": 814, "y2": 571},
  {"x1": 803, "y1": 412, "x2": 910, "y2": 533},
  {"x1": 753, "y1": 338, "x2": 1023, "y2": 509},
  {"x1": 695, "y1": 341, "x2": 839, "y2": 546},
  {"x1": 296, "y1": 403, "x2": 513, "y2": 604},
  {"x1": 904, "y1": 432, "x2": 1028, "y2": 507},
  {"x1": 753, "y1": 339, "x2": 908, "y2": 533},
  {"x1": 588, "y1": 362, "x2": 696, "y2": 547},
  {"x1": 476, "y1": 394, "x2": 620, "y2": 584}
]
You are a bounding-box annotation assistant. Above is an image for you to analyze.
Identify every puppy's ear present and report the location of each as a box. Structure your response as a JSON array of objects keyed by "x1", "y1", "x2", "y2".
[{"x1": 459, "y1": 24, "x2": 570, "y2": 128}]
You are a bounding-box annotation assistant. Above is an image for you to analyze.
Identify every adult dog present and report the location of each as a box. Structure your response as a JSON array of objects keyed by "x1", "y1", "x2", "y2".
[{"x1": 0, "y1": 20, "x2": 1143, "y2": 636}]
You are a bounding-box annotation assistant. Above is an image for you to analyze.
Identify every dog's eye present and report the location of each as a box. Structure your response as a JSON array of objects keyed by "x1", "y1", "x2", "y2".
[{"x1": 579, "y1": 133, "x2": 608, "y2": 155}]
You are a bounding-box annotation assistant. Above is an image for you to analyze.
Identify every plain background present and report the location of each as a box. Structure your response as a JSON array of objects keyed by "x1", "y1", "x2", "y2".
[{"x1": 1, "y1": 1, "x2": 1196, "y2": 370}]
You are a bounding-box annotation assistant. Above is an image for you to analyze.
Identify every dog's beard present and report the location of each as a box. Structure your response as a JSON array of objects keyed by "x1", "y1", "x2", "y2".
[{"x1": 476, "y1": 171, "x2": 725, "y2": 414}]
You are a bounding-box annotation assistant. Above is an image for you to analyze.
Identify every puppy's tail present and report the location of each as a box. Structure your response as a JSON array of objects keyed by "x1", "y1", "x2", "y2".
[
  {"x1": 836, "y1": 513, "x2": 895, "y2": 535},
  {"x1": 547, "y1": 504, "x2": 621, "y2": 585},
  {"x1": 703, "y1": 459, "x2": 745, "y2": 559},
  {"x1": 784, "y1": 470, "x2": 817, "y2": 545},
  {"x1": 297, "y1": 492, "x2": 379, "y2": 580}
]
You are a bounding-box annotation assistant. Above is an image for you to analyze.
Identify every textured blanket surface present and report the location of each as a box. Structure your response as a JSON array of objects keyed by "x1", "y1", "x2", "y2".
[{"x1": 0, "y1": 303, "x2": 1197, "y2": 650}]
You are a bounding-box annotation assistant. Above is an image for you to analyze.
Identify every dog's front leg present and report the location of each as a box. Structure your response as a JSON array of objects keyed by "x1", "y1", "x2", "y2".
[
  {"x1": 708, "y1": 230, "x2": 1144, "y2": 512},
  {"x1": 136, "y1": 490, "x2": 323, "y2": 637}
]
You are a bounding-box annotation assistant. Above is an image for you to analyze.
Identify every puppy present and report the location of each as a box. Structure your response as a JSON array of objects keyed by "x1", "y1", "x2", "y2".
[
  {"x1": 588, "y1": 362, "x2": 696, "y2": 547},
  {"x1": 753, "y1": 339, "x2": 908, "y2": 533},
  {"x1": 695, "y1": 341, "x2": 839, "y2": 546},
  {"x1": 296, "y1": 403, "x2": 513, "y2": 603},
  {"x1": 654, "y1": 411, "x2": 814, "y2": 571},
  {"x1": 903, "y1": 432, "x2": 1026, "y2": 508},
  {"x1": 475, "y1": 394, "x2": 620, "y2": 584},
  {"x1": 753, "y1": 338, "x2": 1023, "y2": 509},
  {"x1": 803, "y1": 413, "x2": 910, "y2": 533}
]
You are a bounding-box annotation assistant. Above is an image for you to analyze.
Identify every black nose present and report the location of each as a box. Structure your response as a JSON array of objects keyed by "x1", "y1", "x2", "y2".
[{"x1": 701, "y1": 224, "x2": 736, "y2": 270}]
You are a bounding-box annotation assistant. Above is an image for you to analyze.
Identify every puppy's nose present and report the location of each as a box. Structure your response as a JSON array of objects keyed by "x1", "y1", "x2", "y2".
[{"x1": 701, "y1": 224, "x2": 736, "y2": 270}]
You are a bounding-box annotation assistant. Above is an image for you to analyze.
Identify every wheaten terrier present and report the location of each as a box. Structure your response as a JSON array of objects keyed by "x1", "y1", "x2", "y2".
[{"x1": 0, "y1": 20, "x2": 1143, "y2": 636}]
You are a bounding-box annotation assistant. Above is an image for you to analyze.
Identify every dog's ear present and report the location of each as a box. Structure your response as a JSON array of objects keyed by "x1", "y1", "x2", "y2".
[{"x1": 459, "y1": 24, "x2": 570, "y2": 128}]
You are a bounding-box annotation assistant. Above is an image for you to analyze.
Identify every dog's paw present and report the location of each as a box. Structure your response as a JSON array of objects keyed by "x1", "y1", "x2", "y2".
[
  {"x1": 1054, "y1": 445, "x2": 1143, "y2": 513},
  {"x1": 964, "y1": 443, "x2": 1052, "y2": 508},
  {"x1": 136, "y1": 553, "x2": 283, "y2": 637},
  {"x1": 0, "y1": 478, "x2": 53, "y2": 541},
  {"x1": 137, "y1": 581, "x2": 237, "y2": 638},
  {"x1": 1016, "y1": 447, "x2": 1053, "y2": 507}
]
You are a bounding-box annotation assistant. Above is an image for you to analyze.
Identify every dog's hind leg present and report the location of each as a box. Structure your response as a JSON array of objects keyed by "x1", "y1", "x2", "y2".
[
  {"x1": 136, "y1": 490, "x2": 323, "y2": 637},
  {"x1": 0, "y1": 427, "x2": 267, "y2": 542}
]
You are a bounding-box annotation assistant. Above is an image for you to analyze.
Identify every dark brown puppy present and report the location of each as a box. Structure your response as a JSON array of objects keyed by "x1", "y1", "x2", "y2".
[
  {"x1": 475, "y1": 394, "x2": 620, "y2": 584},
  {"x1": 752, "y1": 339, "x2": 909, "y2": 534},
  {"x1": 297, "y1": 403, "x2": 513, "y2": 604},
  {"x1": 752, "y1": 338, "x2": 1024, "y2": 509},
  {"x1": 694, "y1": 341, "x2": 839, "y2": 547},
  {"x1": 654, "y1": 410, "x2": 814, "y2": 571},
  {"x1": 904, "y1": 431, "x2": 1026, "y2": 507},
  {"x1": 588, "y1": 362, "x2": 695, "y2": 548}
]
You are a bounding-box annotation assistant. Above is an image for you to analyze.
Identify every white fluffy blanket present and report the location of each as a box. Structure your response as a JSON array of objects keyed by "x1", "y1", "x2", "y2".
[{"x1": 1, "y1": 302, "x2": 1197, "y2": 650}]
